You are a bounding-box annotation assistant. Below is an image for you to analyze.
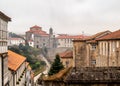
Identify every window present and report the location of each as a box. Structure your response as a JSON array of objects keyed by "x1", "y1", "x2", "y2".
[
  {"x1": 36, "y1": 45, "x2": 39, "y2": 48},
  {"x1": 91, "y1": 60, "x2": 96, "y2": 65},
  {"x1": 43, "y1": 43, "x2": 45, "y2": 46},
  {"x1": 43, "y1": 39, "x2": 45, "y2": 41},
  {"x1": 91, "y1": 44, "x2": 96, "y2": 50}
]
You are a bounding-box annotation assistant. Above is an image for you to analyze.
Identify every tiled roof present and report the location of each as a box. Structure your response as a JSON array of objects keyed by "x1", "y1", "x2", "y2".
[
  {"x1": 73, "y1": 30, "x2": 111, "y2": 42},
  {"x1": 26, "y1": 62, "x2": 29, "y2": 67},
  {"x1": 65, "y1": 67, "x2": 120, "y2": 83},
  {"x1": 30, "y1": 25, "x2": 41, "y2": 28},
  {"x1": 26, "y1": 25, "x2": 49, "y2": 36},
  {"x1": 57, "y1": 34, "x2": 87, "y2": 39},
  {"x1": 8, "y1": 50, "x2": 26, "y2": 71},
  {"x1": 59, "y1": 50, "x2": 73, "y2": 58},
  {"x1": 43, "y1": 67, "x2": 71, "y2": 81},
  {"x1": 86, "y1": 30, "x2": 111, "y2": 40},
  {"x1": 97, "y1": 29, "x2": 120, "y2": 40}
]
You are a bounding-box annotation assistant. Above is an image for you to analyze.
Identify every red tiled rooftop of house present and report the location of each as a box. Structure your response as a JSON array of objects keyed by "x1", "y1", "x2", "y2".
[
  {"x1": 8, "y1": 50, "x2": 26, "y2": 71},
  {"x1": 30, "y1": 25, "x2": 41, "y2": 29},
  {"x1": 59, "y1": 50, "x2": 73, "y2": 58},
  {"x1": 26, "y1": 25, "x2": 49, "y2": 36},
  {"x1": 73, "y1": 30, "x2": 111, "y2": 42},
  {"x1": 86, "y1": 30, "x2": 111, "y2": 40},
  {"x1": 97, "y1": 29, "x2": 120, "y2": 40},
  {"x1": 57, "y1": 34, "x2": 87, "y2": 39}
]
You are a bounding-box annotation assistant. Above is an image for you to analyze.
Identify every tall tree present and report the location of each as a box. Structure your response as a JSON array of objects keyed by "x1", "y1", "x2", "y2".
[{"x1": 48, "y1": 54, "x2": 64, "y2": 76}]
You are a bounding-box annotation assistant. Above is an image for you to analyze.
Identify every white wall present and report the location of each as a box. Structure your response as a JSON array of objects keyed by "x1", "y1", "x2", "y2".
[{"x1": 57, "y1": 38, "x2": 73, "y2": 47}]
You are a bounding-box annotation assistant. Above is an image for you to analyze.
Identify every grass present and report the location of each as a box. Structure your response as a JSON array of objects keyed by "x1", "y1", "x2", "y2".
[{"x1": 34, "y1": 66, "x2": 46, "y2": 76}]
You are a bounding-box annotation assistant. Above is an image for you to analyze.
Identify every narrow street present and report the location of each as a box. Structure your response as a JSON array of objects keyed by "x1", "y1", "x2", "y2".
[{"x1": 34, "y1": 54, "x2": 51, "y2": 85}]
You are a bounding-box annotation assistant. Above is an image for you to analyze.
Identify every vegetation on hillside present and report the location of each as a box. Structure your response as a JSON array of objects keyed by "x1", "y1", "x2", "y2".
[
  {"x1": 48, "y1": 54, "x2": 64, "y2": 76},
  {"x1": 8, "y1": 43, "x2": 46, "y2": 70}
]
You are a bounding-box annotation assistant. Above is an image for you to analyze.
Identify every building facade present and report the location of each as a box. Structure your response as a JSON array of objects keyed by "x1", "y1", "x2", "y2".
[
  {"x1": 43, "y1": 30, "x2": 120, "y2": 86},
  {"x1": 8, "y1": 50, "x2": 26, "y2": 86},
  {"x1": 59, "y1": 50, "x2": 73, "y2": 68},
  {"x1": 73, "y1": 30, "x2": 111, "y2": 67},
  {"x1": 26, "y1": 25, "x2": 57, "y2": 49},
  {"x1": 8, "y1": 37, "x2": 25, "y2": 46},
  {"x1": 0, "y1": 11, "x2": 11, "y2": 86},
  {"x1": 96, "y1": 29, "x2": 120, "y2": 67},
  {"x1": 56, "y1": 34, "x2": 86, "y2": 48}
]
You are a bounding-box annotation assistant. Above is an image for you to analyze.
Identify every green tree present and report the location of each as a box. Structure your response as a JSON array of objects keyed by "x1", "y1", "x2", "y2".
[{"x1": 48, "y1": 54, "x2": 64, "y2": 76}]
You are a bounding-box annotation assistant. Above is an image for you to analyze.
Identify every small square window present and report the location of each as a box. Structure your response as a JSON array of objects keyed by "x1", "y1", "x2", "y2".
[
  {"x1": 91, "y1": 60, "x2": 96, "y2": 65},
  {"x1": 91, "y1": 44, "x2": 96, "y2": 50}
]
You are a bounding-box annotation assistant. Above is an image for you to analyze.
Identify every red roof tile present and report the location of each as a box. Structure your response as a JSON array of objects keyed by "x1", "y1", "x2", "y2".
[
  {"x1": 57, "y1": 34, "x2": 87, "y2": 39},
  {"x1": 59, "y1": 50, "x2": 73, "y2": 58},
  {"x1": 86, "y1": 30, "x2": 111, "y2": 40},
  {"x1": 97, "y1": 29, "x2": 120, "y2": 40},
  {"x1": 8, "y1": 50, "x2": 26, "y2": 71},
  {"x1": 73, "y1": 30, "x2": 111, "y2": 42},
  {"x1": 30, "y1": 25, "x2": 41, "y2": 28},
  {"x1": 26, "y1": 25, "x2": 49, "y2": 36}
]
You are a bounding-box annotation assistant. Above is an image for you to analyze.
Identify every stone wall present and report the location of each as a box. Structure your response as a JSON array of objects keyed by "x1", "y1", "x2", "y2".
[
  {"x1": 47, "y1": 47, "x2": 72, "y2": 62},
  {"x1": 73, "y1": 41, "x2": 88, "y2": 67}
]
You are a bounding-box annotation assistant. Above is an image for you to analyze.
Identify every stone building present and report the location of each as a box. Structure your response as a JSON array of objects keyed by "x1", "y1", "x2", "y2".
[
  {"x1": 26, "y1": 62, "x2": 34, "y2": 86},
  {"x1": 56, "y1": 34, "x2": 86, "y2": 48},
  {"x1": 73, "y1": 29, "x2": 120, "y2": 67},
  {"x1": 73, "y1": 30, "x2": 111, "y2": 67},
  {"x1": 43, "y1": 30, "x2": 120, "y2": 86},
  {"x1": 96, "y1": 29, "x2": 120, "y2": 67},
  {"x1": 59, "y1": 50, "x2": 73, "y2": 68},
  {"x1": 0, "y1": 11, "x2": 11, "y2": 86},
  {"x1": 26, "y1": 25, "x2": 57, "y2": 49},
  {"x1": 8, "y1": 37, "x2": 25, "y2": 46},
  {"x1": 8, "y1": 50, "x2": 26, "y2": 86}
]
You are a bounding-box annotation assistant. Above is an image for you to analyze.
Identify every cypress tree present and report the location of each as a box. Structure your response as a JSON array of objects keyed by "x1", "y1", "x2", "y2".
[{"x1": 48, "y1": 54, "x2": 64, "y2": 76}]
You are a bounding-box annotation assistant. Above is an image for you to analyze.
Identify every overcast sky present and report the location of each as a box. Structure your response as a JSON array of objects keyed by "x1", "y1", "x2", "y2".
[{"x1": 1, "y1": 0, "x2": 120, "y2": 35}]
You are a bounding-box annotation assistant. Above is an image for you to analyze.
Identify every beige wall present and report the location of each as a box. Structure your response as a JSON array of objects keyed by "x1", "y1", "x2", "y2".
[
  {"x1": 73, "y1": 39, "x2": 120, "y2": 68},
  {"x1": 9, "y1": 62, "x2": 26, "y2": 86},
  {"x1": 97, "y1": 40, "x2": 120, "y2": 67},
  {"x1": 73, "y1": 41, "x2": 88, "y2": 67},
  {"x1": 0, "y1": 17, "x2": 9, "y2": 85},
  {"x1": 57, "y1": 38, "x2": 73, "y2": 48},
  {"x1": 60, "y1": 57, "x2": 73, "y2": 68}
]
